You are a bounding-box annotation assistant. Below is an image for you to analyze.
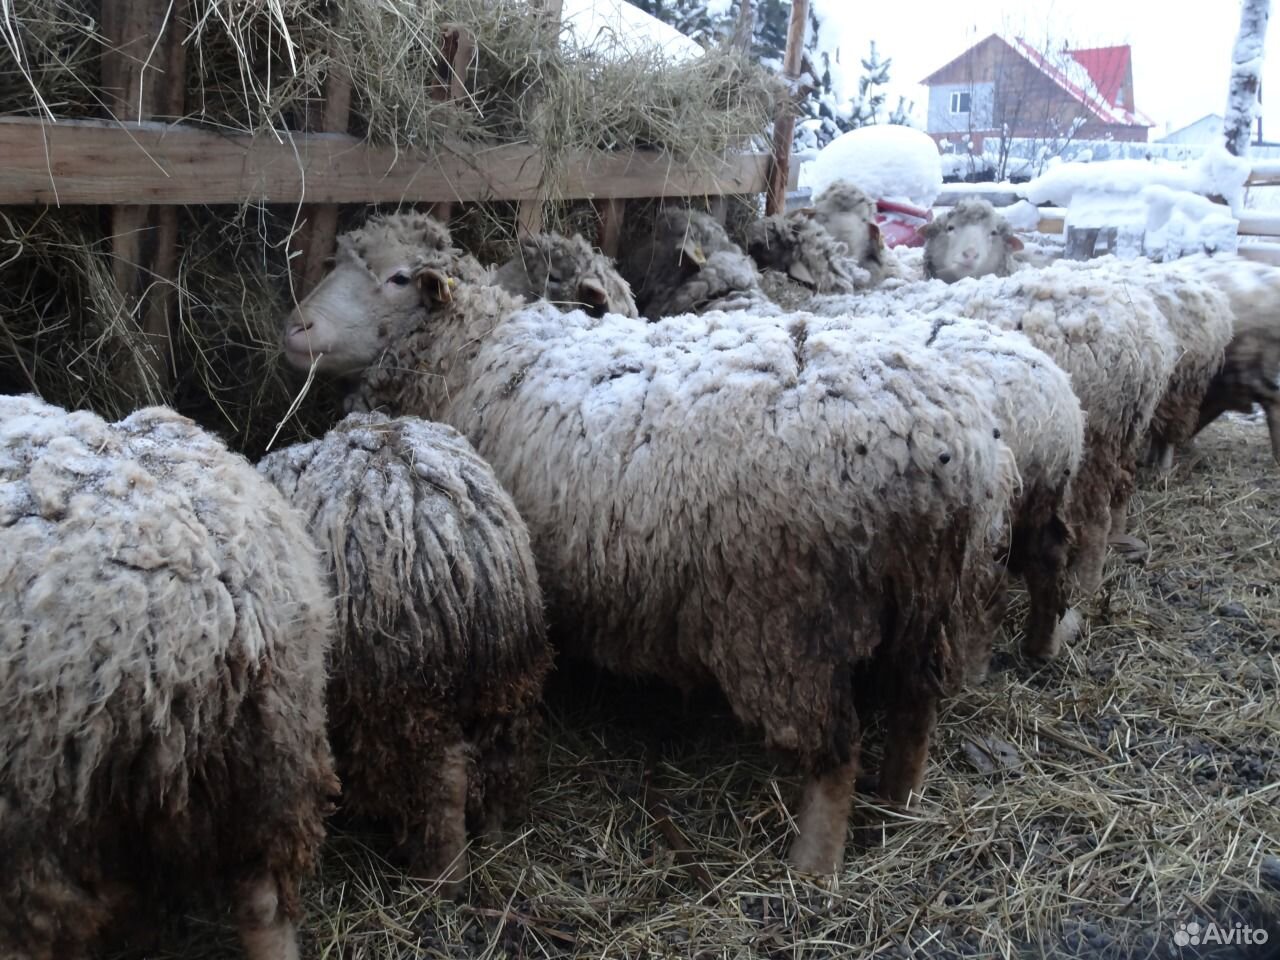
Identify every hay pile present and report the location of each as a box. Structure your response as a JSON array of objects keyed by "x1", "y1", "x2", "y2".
[
  {"x1": 0, "y1": 0, "x2": 780, "y2": 453},
  {"x1": 115, "y1": 416, "x2": 1278, "y2": 958}
]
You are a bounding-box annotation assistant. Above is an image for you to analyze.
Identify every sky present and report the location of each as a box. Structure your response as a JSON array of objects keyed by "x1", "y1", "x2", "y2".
[{"x1": 810, "y1": 0, "x2": 1280, "y2": 139}]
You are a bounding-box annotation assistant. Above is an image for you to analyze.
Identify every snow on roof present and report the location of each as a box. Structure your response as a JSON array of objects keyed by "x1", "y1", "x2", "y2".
[
  {"x1": 1067, "y1": 45, "x2": 1129, "y2": 109},
  {"x1": 1008, "y1": 37, "x2": 1153, "y2": 129},
  {"x1": 560, "y1": 0, "x2": 704, "y2": 61}
]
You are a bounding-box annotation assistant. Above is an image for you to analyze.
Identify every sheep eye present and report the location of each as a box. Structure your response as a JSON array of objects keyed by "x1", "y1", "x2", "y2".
[
  {"x1": 990, "y1": 230, "x2": 999, "y2": 237},
  {"x1": 388, "y1": 273, "x2": 412, "y2": 287},
  {"x1": 547, "y1": 272, "x2": 563, "y2": 284},
  {"x1": 946, "y1": 225, "x2": 955, "y2": 233}
]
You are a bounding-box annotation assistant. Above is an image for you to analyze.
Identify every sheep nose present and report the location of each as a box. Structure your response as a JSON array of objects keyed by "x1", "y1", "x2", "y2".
[
  {"x1": 961, "y1": 248, "x2": 979, "y2": 263},
  {"x1": 285, "y1": 311, "x2": 312, "y2": 337}
]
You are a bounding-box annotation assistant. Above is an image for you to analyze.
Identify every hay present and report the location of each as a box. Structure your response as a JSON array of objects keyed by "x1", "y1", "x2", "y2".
[
  {"x1": 1, "y1": 0, "x2": 779, "y2": 451},
  {"x1": 115, "y1": 417, "x2": 1279, "y2": 959}
]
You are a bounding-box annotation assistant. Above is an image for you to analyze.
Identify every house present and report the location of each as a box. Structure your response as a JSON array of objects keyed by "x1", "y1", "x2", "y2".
[
  {"x1": 921, "y1": 34, "x2": 1153, "y2": 152},
  {"x1": 1156, "y1": 113, "x2": 1224, "y2": 145}
]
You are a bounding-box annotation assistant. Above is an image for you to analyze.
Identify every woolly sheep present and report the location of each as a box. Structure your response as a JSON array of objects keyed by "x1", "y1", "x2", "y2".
[
  {"x1": 745, "y1": 212, "x2": 870, "y2": 311},
  {"x1": 281, "y1": 212, "x2": 1020, "y2": 876},
  {"x1": 258, "y1": 412, "x2": 551, "y2": 891},
  {"x1": 1034, "y1": 255, "x2": 1234, "y2": 480},
  {"x1": 810, "y1": 264, "x2": 1179, "y2": 596},
  {"x1": 617, "y1": 207, "x2": 779, "y2": 318},
  {"x1": 1175, "y1": 255, "x2": 1280, "y2": 462},
  {"x1": 921, "y1": 198, "x2": 1025, "y2": 283},
  {"x1": 493, "y1": 231, "x2": 638, "y2": 317},
  {"x1": 0, "y1": 395, "x2": 336, "y2": 960},
  {"x1": 810, "y1": 179, "x2": 897, "y2": 283}
]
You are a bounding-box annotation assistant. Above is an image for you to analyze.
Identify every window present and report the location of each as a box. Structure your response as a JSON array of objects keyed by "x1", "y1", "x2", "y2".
[{"x1": 949, "y1": 91, "x2": 972, "y2": 114}]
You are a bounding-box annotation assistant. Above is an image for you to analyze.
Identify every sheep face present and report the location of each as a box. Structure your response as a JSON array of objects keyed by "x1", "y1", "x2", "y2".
[
  {"x1": 495, "y1": 233, "x2": 638, "y2": 318},
  {"x1": 922, "y1": 199, "x2": 1024, "y2": 283},
  {"x1": 813, "y1": 180, "x2": 881, "y2": 266},
  {"x1": 282, "y1": 225, "x2": 452, "y2": 376}
]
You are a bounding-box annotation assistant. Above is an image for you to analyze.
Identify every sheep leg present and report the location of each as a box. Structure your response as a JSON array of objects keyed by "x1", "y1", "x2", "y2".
[
  {"x1": 236, "y1": 874, "x2": 299, "y2": 960},
  {"x1": 1266, "y1": 401, "x2": 1280, "y2": 465},
  {"x1": 414, "y1": 740, "x2": 470, "y2": 896},
  {"x1": 789, "y1": 755, "x2": 858, "y2": 875},
  {"x1": 877, "y1": 694, "x2": 938, "y2": 806}
]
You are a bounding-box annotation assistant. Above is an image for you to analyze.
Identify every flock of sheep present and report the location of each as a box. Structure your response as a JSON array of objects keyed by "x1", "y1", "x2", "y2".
[{"x1": 2, "y1": 182, "x2": 1278, "y2": 960}]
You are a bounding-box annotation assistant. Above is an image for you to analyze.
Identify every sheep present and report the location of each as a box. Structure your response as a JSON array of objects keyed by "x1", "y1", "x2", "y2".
[
  {"x1": 281, "y1": 212, "x2": 1021, "y2": 876},
  {"x1": 809, "y1": 264, "x2": 1179, "y2": 596},
  {"x1": 493, "y1": 231, "x2": 638, "y2": 317},
  {"x1": 744, "y1": 212, "x2": 871, "y2": 311},
  {"x1": 810, "y1": 179, "x2": 898, "y2": 284},
  {"x1": 617, "y1": 206, "x2": 779, "y2": 318},
  {"x1": 921, "y1": 198, "x2": 1025, "y2": 283},
  {"x1": 1178, "y1": 256, "x2": 1280, "y2": 462},
  {"x1": 0, "y1": 395, "x2": 336, "y2": 960},
  {"x1": 257, "y1": 411, "x2": 551, "y2": 891},
  {"x1": 1050, "y1": 253, "x2": 1279, "y2": 466}
]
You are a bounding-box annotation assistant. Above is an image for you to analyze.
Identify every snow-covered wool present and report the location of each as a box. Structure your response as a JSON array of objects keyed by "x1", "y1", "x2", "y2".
[
  {"x1": 745, "y1": 211, "x2": 870, "y2": 310},
  {"x1": 921, "y1": 199, "x2": 1025, "y2": 283},
  {"x1": 810, "y1": 264, "x2": 1178, "y2": 596},
  {"x1": 493, "y1": 232, "x2": 638, "y2": 317},
  {"x1": 257, "y1": 412, "x2": 550, "y2": 890},
  {"x1": 0, "y1": 396, "x2": 336, "y2": 960},
  {"x1": 617, "y1": 207, "x2": 778, "y2": 318},
  {"x1": 1036, "y1": 255, "x2": 1234, "y2": 473},
  {"x1": 810, "y1": 313, "x2": 1086, "y2": 662},
  {"x1": 811, "y1": 180, "x2": 897, "y2": 283},
  {"x1": 282, "y1": 213, "x2": 1020, "y2": 876}
]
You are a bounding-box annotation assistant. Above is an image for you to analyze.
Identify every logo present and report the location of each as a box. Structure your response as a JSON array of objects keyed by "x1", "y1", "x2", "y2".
[{"x1": 1174, "y1": 920, "x2": 1270, "y2": 949}]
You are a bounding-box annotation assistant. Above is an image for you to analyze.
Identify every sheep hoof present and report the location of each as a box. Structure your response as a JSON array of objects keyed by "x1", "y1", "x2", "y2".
[
  {"x1": 1023, "y1": 608, "x2": 1080, "y2": 660},
  {"x1": 1107, "y1": 533, "x2": 1149, "y2": 564},
  {"x1": 237, "y1": 876, "x2": 299, "y2": 960}
]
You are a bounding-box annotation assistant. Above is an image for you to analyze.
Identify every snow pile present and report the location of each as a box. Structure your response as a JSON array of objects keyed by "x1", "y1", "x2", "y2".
[
  {"x1": 1021, "y1": 149, "x2": 1252, "y2": 214},
  {"x1": 1003, "y1": 200, "x2": 1044, "y2": 232},
  {"x1": 801, "y1": 125, "x2": 943, "y2": 207},
  {"x1": 561, "y1": 0, "x2": 703, "y2": 61},
  {"x1": 1061, "y1": 186, "x2": 1238, "y2": 262}
]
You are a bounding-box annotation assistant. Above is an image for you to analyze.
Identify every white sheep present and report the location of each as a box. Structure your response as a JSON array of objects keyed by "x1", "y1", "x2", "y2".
[
  {"x1": 281, "y1": 212, "x2": 1020, "y2": 876},
  {"x1": 744, "y1": 211, "x2": 871, "y2": 311},
  {"x1": 921, "y1": 198, "x2": 1025, "y2": 282},
  {"x1": 810, "y1": 264, "x2": 1179, "y2": 596},
  {"x1": 810, "y1": 179, "x2": 898, "y2": 284},
  {"x1": 0, "y1": 395, "x2": 336, "y2": 960},
  {"x1": 493, "y1": 231, "x2": 638, "y2": 317},
  {"x1": 617, "y1": 207, "x2": 779, "y2": 317},
  {"x1": 258, "y1": 411, "x2": 551, "y2": 893}
]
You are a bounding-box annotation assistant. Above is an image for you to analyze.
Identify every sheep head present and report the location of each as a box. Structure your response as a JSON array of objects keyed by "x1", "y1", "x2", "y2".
[
  {"x1": 921, "y1": 198, "x2": 1024, "y2": 284},
  {"x1": 281, "y1": 213, "x2": 458, "y2": 376},
  {"x1": 494, "y1": 232, "x2": 638, "y2": 317},
  {"x1": 812, "y1": 180, "x2": 882, "y2": 269}
]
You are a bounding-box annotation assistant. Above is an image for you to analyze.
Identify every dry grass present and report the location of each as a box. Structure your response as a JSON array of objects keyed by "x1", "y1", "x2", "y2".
[{"x1": 131, "y1": 415, "x2": 1279, "y2": 960}]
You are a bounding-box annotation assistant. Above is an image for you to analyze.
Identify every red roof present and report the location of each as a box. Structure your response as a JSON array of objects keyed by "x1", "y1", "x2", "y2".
[
  {"x1": 1068, "y1": 45, "x2": 1131, "y2": 108},
  {"x1": 1010, "y1": 37, "x2": 1153, "y2": 128}
]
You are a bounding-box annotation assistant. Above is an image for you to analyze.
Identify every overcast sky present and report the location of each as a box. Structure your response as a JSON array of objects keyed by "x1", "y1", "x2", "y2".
[{"x1": 812, "y1": 0, "x2": 1279, "y2": 139}]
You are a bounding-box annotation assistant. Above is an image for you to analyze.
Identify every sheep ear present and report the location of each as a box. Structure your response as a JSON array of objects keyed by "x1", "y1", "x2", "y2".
[
  {"x1": 919, "y1": 218, "x2": 941, "y2": 239},
  {"x1": 579, "y1": 277, "x2": 609, "y2": 309},
  {"x1": 680, "y1": 238, "x2": 707, "y2": 268},
  {"x1": 1006, "y1": 234, "x2": 1025, "y2": 252},
  {"x1": 414, "y1": 266, "x2": 453, "y2": 305},
  {"x1": 788, "y1": 260, "x2": 816, "y2": 286},
  {"x1": 868, "y1": 222, "x2": 884, "y2": 250}
]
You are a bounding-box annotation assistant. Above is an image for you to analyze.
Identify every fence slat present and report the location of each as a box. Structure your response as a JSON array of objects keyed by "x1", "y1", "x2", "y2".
[{"x1": 0, "y1": 118, "x2": 770, "y2": 206}]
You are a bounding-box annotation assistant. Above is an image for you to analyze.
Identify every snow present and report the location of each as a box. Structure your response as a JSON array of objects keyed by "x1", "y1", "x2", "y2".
[
  {"x1": 559, "y1": 0, "x2": 704, "y2": 61},
  {"x1": 1003, "y1": 200, "x2": 1044, "y2": 232},
  {"x1": 1058, "y1": 185, "x2": 1238, "y2": 262},
  {"x1": 808, "y1": 0, "x2": 860, "y2": 105},
  {"x1": 1020, "y1": 148, "x2": 1252, "y2": 214},
  {"x1": 801, "y1": 124, "x2": 943, "y2": 207}
]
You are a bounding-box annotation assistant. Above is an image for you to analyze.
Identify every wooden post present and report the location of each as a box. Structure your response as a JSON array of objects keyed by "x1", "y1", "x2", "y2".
[
  {"x1": 765, "y1": 0, "x2": 809, "y2": 216},
  {"x1": 596, "y1": 197, "x2": 625, "y2": 257},
  {"x1": 293, "y1": 64, "x2": 353, "y2": 298},
  {"x1": 516, "y1": 0, "x2": 564, "y2": 236},
  {"x1": 429, "y1": 25, "x2": 478, "y2": 224},
  {"x1": 100, "y1": 0, "x2": 187, "y2": 392}
]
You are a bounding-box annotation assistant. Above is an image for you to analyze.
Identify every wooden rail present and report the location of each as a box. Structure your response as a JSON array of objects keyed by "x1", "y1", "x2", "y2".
[{"x1": 0, "y1": 117, "x2": 773, "y2": 207}]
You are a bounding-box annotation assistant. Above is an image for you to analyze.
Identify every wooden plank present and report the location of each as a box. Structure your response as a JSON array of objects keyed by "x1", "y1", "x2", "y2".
[
  {"x1": 935, "y1": 186, "x2": 1024, "y2": 207},
  {"x1": 765, "y1": 0, "x2": 808, "y2": 216},
  {"x1": 1236, "y1": 210, "x2": 1280, "y2": 236},
  {"x1": 297, "y1": 60, "x2": 354, "y2": 297},
  {"x1": 596, "y1": 197, "x2": 625, "y2": 257},
  {"x1": 1238, "y1": 242, "x2": 1280, "y2": 266},
  {"x1": 0, "y1": 118, "x2": 770, "y2": 205}
]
